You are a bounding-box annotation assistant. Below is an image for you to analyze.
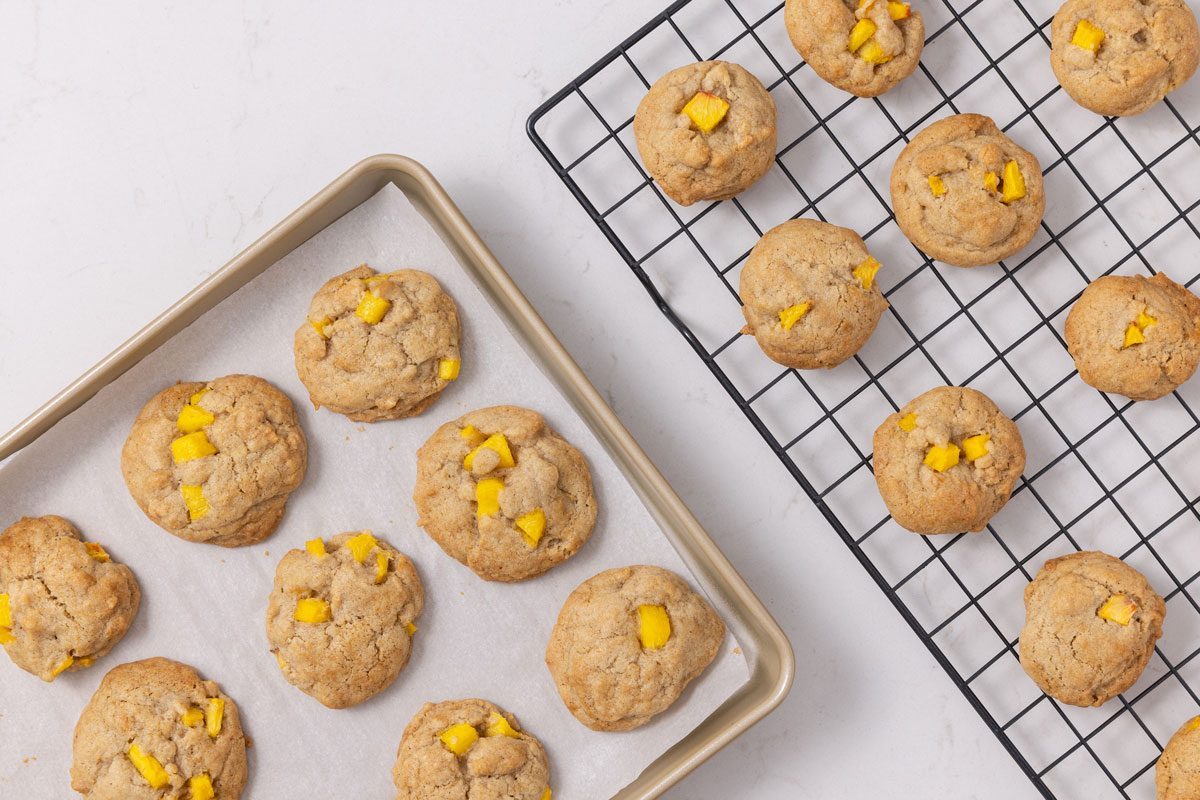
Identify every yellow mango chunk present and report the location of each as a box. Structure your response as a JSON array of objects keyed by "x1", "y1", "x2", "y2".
[
  {"x1": 181, "y1": 706, "x2": 205, "y2": 728},
  {"x1": 181, "y1": 485, "x2": 210, "y2": 521},
  {"x1": 962, "y1": 433, "x2": 991, "y2": 462},
  {"x1": 1137, "y1": 310, "x2": 1157, "y2": 330},
  {"x1": 176, "y1": 404, "x2": 215, "y2": 434},
  {"x1": 355, "y1": 290, "x2": 391, "y2": 324},
  {"x1": 439, "y1": 358, "x2": 461, "y2": 381},
  {"x1": 206, "y1": 698, "x2": 224, "y2": 739},
  {"x1": 898, "y1": 413, "x2": 918, "y2": 432},
  {"x1": 439, "y1": 723, "x2": 480, "y2": 756},
  {"x1": 128, "y1": 743, "x2": 170, "y2": 789},
  {"x1": 928, "y1": 175, "x2": 947, "y2": 197},
  {"x1": 1071, "y1": 19, "x2": 1105, "y2": 54},
  {"x1": 681, "y1": 91, "x2": 731, "y2": 134},
  {"x1": 295, "y1": 598, "x2": 331, "y2": 624},
  {"x1": 984, "y1": 171, "x2": 999, "y2": 193},
  {"x1": 1123, "y1": 323, "x2": 1146, "y2": 348},
  {"x1": 85, "y1": 542, "x2": 110, "y2": 563},
  {"x1": 1098, "y1": 594, "x2": 1137, "y2": 626},
  {"x1": 848, "y1": 18, "x2": 877, "y2": 52},
  {"x1": 543, "y1": 790, "x2": 552, "y2": 800},
  {"x1": 189, "y1": 774, "x2": 215, "y2": 800},
  {"x1": 923, "y1": 443, "x2": 960, "y2": 472},
  {"x1": 1001, "y1": 160, "x2": 1026, "y2": 204},
  {"x1": 888, "y1": 1, "x2": 911, "y2": 18},
  {"x1": 50, "y1": 654, "x2": 74, "y2": 678},
  {"x1": 638, "y1": 604, "x2": 672, "y2": 650},
  {"x1": 460, "y1": 425, "x2": 487, "y2": 446},
  {"x1": 464, "y1": 433, "x2": 516, "y2": 470},
  {"x1": 189, "y1": 388, "x2": 209, "y2": 405},
  {"x1": 309, "y1": 316, "x2": 333, "y2": 338},
  {"x1": 515, "y1": 508, "x2": 547, "y2": 548},
  {"x1": 857, "y1": 39, "x2": 893, "y2": 64},
  {"x1": 0, "y1": 593, "x2": 11, "y2": 628},
  {"x1": 405, "y1": 621, "x2": 418, "y2": 636},
  {"x1": 346, "y1": 532, "x2": 378, "y2": 563},
  {"x1": 275, "y1": 652, "x2": 288, "y2": 671},
  {"x1": 779, "y1": 302, "x2": 813, "y2": 331},
  {"x1": 171, "y1": 431, "x2": 218, "y2": 464},
  {"x1": 0, "y1": 628, "x2": 12, "y2": 645},
  {"x1": 305, "y1": 538, "x2": 327, "y2": 558},
  {"x1": 853, "y1": 256, "x2": 882, "y2": 290},
  {"x1": 476, "y1": 477, "x2": 504, "y2": 517},
  {"x1": 1187, "y1": 716, "x2": 1200, "y2": 733},
  {"x1": 485, "y1": 712, "x2": 521, "y2": 738},
  {"x1": 375, "y1": 551, "x2": 389, "y2": 584}
]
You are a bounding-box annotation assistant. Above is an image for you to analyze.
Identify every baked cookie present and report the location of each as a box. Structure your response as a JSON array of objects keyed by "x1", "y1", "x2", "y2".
[
  {"x1": 71, "y1": 657, "x2": 248, "y2": 800},
  {"x1": 413, "y1": 406, "x2": 597, "y2": 582},
  {"x1": 1051, "y1": 0, "x2": 1200, "y2": 116},
  {"x1": 873, "y1": 386, "x2": 1025, "y2": 534},
  {"x1": 545, "y1": 565, "x2": 725, "y2": 731},
  {"x1": 633, "y1": 60, "x2": 777, "y2": 206},
  {"x1": 121, "y1": 374, "x2": 307, "y2": 547},
  {"x1": 294, "y1": 265, "x2": 462, "y2": 422},
  {"x1": 739, "y1": 218, "x2": 890, "y2": 368},
  {"x1": 890, "y1": 113, "x2": 1045, "y2": 267},
  {"x1": 0, "y1": 515, "x2": 140, "y2": 681},
  {"x1": 392, "y1": 698, "x2": 551, "y2": 800},
  {"x1": 1065, "y1": 273, "x2": 1200, "y2": 401},
  {"x1": 786, "y1": 0, "x2": 925, "y2": 96},
  {"x1": 1019, "y1": 551, "x2": 1165, "y2": 707},
  {"x1": 266, "y1": 530, "x2": 424, "y2": 708},
  {"x1": 1157, "y1": 715, "x2": 1200, "y2": 800}
]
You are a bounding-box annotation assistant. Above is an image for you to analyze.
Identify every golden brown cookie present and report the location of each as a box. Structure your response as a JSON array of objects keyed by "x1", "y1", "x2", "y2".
[
  {"x1": 785, "y1": 0, "x2": 925, "y2": 96},
  {"x1": 294, "y1": 265, "x2": 462, "y2": 422},
  {"x1": 1051, "y1": 0, "x2": 1200, "y2": 116},
  {"x1": 1065, "y1": 273, "x2": 1200, "y2": 400},
  {"x1": 545, "y1": 565, "x2": 725, "y2": 731},
  {"x1": 890, "y1": 113, "x2": 1045, "y2": 267},
  {"x1": 1157, "y1": 715, "x2": 1200, "y2": 800},
  {"x1": 266, "y1": 530, "x2": 424, "y2": 709},
  {"x1": 413, "y1": 406, "x2": 597, "y2": 582},
  {"x1": 1019, "y1": 551, "x2": 1165, "y2": 707},
  {"x1": 739, "y1": 218, "x2": 889, "y2": 368},
  {"x1": 872, "y1": 386, "x2": 1025, "y2": 534},
  {"x1": 633, "y1": 60, "x2": 777, "y2": 206},
  {"x1": 120, "y1": 374, "x2": 307, "y2": 547},
  {"x1": 0, "y1": 515, "x2": 140, "y2": 682},
  {"x1": 392, "y1": 698, "x2": 551, "y2": 800}
]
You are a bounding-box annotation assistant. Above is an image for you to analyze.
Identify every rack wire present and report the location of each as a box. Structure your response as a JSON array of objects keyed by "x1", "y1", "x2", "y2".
[{"x1": 528, "y1": 0, "x2": 1200, "y2": 797}]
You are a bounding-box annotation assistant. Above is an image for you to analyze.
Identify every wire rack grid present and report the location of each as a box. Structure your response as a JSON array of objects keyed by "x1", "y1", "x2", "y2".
[{"x1": 528, "y1": 0, "x2": 1200, "y2": 797}]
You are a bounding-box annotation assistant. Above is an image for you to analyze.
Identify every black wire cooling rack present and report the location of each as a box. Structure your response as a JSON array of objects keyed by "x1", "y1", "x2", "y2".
[{"x1": 527, "y1": 0, "x2": 1200, "y2": 797}]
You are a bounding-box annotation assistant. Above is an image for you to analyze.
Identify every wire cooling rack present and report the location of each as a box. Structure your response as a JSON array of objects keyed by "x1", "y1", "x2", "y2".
[{"x1": 528, "y1": 0, "x2": 1200, "y2": 797}]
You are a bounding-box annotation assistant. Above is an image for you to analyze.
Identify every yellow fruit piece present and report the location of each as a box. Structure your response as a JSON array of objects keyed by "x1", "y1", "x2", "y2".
[
  {"x1": 779, "y1": 302, "x2": 813, "y2": 331},
  {"x1": 189, "y1": 773, "x2": 215, "y2": 800},
  {"x1": 1001, "y1": 160, "x2": 1026, "y2": 204},
  {"x1": 0, "y1": 594, "x2": 10, "y2": 628},
  {"x1": 853, "y1": 256, "x2": 882, "y2": 290},
  {"x1": 309, "y1": 316, "x2": 333, "y2": 338},
  {"x1": 515, "y1": 508, "x2": 547, "y2": 548},
  {"x1": 1187, "y1": 716, "x2": 1200, "y2": 733},
  {"x1": 176, "y1": 404, "x2": 215, "y2": 434},
  {"x1": 128, "y1": 743, "x2": 170, "y2": 789},
  {"x1": 189, "y1": 388, "x2": 209, "y2": 405},
  {"x1": 181, "y1": 485, "x2": 210, "y2": 521},
  {"x1": 375, "y1": 551, "x2": 389, "y2": 584},
  {"x1": 206, "y1": 698, "x2": 224, "y2": 739},
  {"x1": 76, "y1": 656, "x2": 95, "y2": 668},
  {"x1": 962, "y1": 433, "x2": 991, "y2": 462},
  {"x1": 638, "y1": 604, "x2": 672, "y2": 650},
  {"x1": 1071, "y1": 19, "x2": 1105, "y2": 54},
  {"x1": 355, "y1": 290, "x2": 391, "y2": 324},
  {"x1": 848, "y1": 18, "x2": 877, "y2": 52},
  {"x1": 1137, "y1": 311, "x2": 1157, "y2": 330},
  {"x1": 275, "y1": 652, "x2": 288, "y2": 671},
  {"x1": 857, "y1": 0, "x2": 876, "y2": 9},
  {"x1": 84, "y1": 542, "x2": 111, "y2": 563},
  {"x1": 0, "y1": 628, "x2": 12, "y2": 645},
  {"x1": 439, "y1": 358, "x2": 461, "y2": 381},
  {"x1": 888, "y1": 1, "x2": 911, "y2": 18},
  {"x1": 681, "y1": 91, "x2": 731, "y2": 134},
  {"x1": 346, "y1": 532, "x2": 378, "y2": 563},
  {"x1": 50, "y1": 655, "x2": 74, "y2": 678},
  {"x1": 460, "y1": 425, "x2": 487, "y2": 446},
  {"x1": 898, "y1": 413, "x2": 917, "y2": 432},
  {"x1": 923, "y1": 443, "x2": 960, "y2": 472},
  {"x1": 305, "y1": 538, "x2": 327, "y2": 558},
  {"x1": 439, "y1": 723, "x2": 480, "y2": 756},
  {"x1": 542, "y1": 790, "x2": 552, "y2": 800},
  {"x1": 476, "y1": 477, "x2": 504, "y2": 517},
  {"x1": 464, "y1": 433, "x2": 516, "y2": 471},
  {"x1": 485, "y1": 712, "x2": 521, "y2": 738},
  {"x1": 405, "y1": 621, "x2": 418, "y2": 636},
  {"x1": 171, "y1": 431, "x2": 218, "y2": 464},
  {"x1": 984, "y1": 171, "x2": 999, "y2": 193},
  {"x1": 928, "y1": 175, "x2": 947, "y2": 197},
  {"x1": 182, "y1": 706, "x2": 205, "y2": 728},
  {"x1": 1123, "y1": 323, "x2": 1146, "y2": 348},
  {"x1": 294, "y1": 597, "x2": 332, "y2": 623},
  {"x1": 857, "y1": 39, "x2": 893, "y2": 64},
  {"x1": 1098, "y1": 594, "x2": 1137, "y2": 626}
]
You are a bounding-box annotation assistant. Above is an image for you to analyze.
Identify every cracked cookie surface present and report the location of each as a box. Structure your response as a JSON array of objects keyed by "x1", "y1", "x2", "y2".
[
  {"x1": 544, "y1": 565, "x2": 725, "y2": 731},
  {"x1": 890, "y1": 113, "x2": 1045, "y2": 266},
  {"x1": 70, "y1": 657, "x2": 248, "y2": 800},
  {"x1": 739, "y1": 218, "x2": 889, "y2": 369},
  {"x1": 266, "y1": 530, "x2": 424, "y2": 708},
  {"x1": 1157, "y1": 715, "x2": 1200, "y2": 799},
  {"x1": 1019, "y1": 551, "x2": 1164, "y2": 707},
  {"x1": 1065, "y1": 272, "x2": 1200, "y2": 400},
  {"x1": 121, "y1": 374, "x2": 307, "y2": 547},
  {"x1": 392, "y1": 698, "x2": 550, "y2": 800},
  {"x1": 873, "y1": 386, "x2": 1025, "y2": 534},
  {"x1": 294, "y1": 265, "x2": 461, "y2": 422},
  {"x1": 0, "y1": 515, "x2": 140, "y2": 681},
  {"x1": 633, "y1": 60, "x2": 777, "y2": 206},
  {"x1": 1051, "y1": 0, "x2": 1200, "y2": 116}
]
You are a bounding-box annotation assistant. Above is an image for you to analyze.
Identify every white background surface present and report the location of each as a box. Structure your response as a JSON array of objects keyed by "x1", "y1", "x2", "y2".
[{"x1": 0, "y1": 2, "x2": 1038, "y2": 798}]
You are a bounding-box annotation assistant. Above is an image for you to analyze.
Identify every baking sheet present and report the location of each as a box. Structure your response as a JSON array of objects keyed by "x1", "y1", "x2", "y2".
[{"x1": 0, "y1": 183, "x2": 749, "y2": 798}]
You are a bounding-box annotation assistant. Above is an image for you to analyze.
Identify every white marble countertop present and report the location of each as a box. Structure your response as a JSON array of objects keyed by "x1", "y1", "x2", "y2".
[{"x1": 0, "y1": 2, "x2": 1040, "y2": 797}]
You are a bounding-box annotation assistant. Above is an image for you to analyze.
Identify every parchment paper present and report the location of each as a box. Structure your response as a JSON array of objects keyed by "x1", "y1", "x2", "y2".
[{"x1": 0, "y1": 183, "x2": 749, "y2": 799}]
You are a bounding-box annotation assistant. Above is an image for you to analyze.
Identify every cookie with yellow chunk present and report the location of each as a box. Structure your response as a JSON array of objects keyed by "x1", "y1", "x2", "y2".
[
  {"x1": 1065, "y1": 273, "x2": 1200, "y2": 401},
  {"x1": 891, "y1": 113, "x2": 1045, "y2": 267},
  {"x1": 786, "y1": 0, "x2": 925, "y2": 96},
  {"x1": 70, "y1": 657, "x2": 247, "y2": 799},
  {"x1": 414, "y1": 406, "x2": 597, "y2": 582},
  {"x1": 633, "y1": 60, "x2": 777, "y2": 206},
  {"x1": 266, "y1": 530, "x2": 424, "y2": 708},
  {"x1": 0, "y1": 515, "x2": 140, "y2": 682},
  {"x1": 739, "y1": 218, "x2": 889, "y2": 369},
  {"x1": 1051, "y1": 0, "x2": 1199, "y2": 116},
  {"x1": 294, "y1": 264, "x2": 462, "y2": 422},
  {"x1": 393, "y1": 698, "x2": 551, "y2": 800},
  {"x1": 545, "y1": 565, "x2": 725, "y2": 731},
  {"x1": 1019, "y1": 551, "x2": 1164, "y2": 707},
  {"x1": 873, "y1": 386, "x2": 1025, "y2": 534},
  {"x1": 121, "y1": 374, "x2": 307, "y2": 547},
  {"x1": 1157, "y1": 714, "x2": 1200, "y2": 799}
]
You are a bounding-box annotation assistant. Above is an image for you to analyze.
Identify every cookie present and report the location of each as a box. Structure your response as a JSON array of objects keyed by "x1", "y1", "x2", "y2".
[
  {"x1": 1019, "y1": 551, "x2": 1165, "y2": 707},
  {"x1": 1051, "y1": 0, "x2": 1200, "y2": 116},
  {"x1": 1157, "y1": 715, "x2": 1200, "y2": 800},
  {"x1": 545, "y1": 565, "x2": 725, "y2": 731},
  {"x1": 872, "y1": 386, "x2": 1025, "y2": 534},
  {"x1": 785, "y1": 0, "x2": 925, "y2": 96},
  {"x1": 266, "y1": 530, "x2": 424, "y2": 708},
  {"x1": 1065, "y1": 272, "x2": 1200, "y2": 401},
  {"x1": 413, "y1": 406, "x2": 597, "y2": 582},
  {"x1": 633, "y1": 60, "x2": 777, "y2": 206},
  {"x1": 70, "y1": 657, "x2": 248, "y2": 800},
  {"x1": 121, "y1": 374, "x2": 307, "y2": 547},
  {"x1": 890, "y1": 113, "x2": 1045, "y2": 267},
  {"x1": 392, "y1": 698, "x2": 551, "y2": 800},
  {"x1": 0, "y1": 515, "x2": 140, "y2": 682},
  {"x1": 294, "y1": 265, "x2": 462, "y2": 422},
  {"x1": 739, "y1": 218, "x2": 890, "y2": 368}
]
